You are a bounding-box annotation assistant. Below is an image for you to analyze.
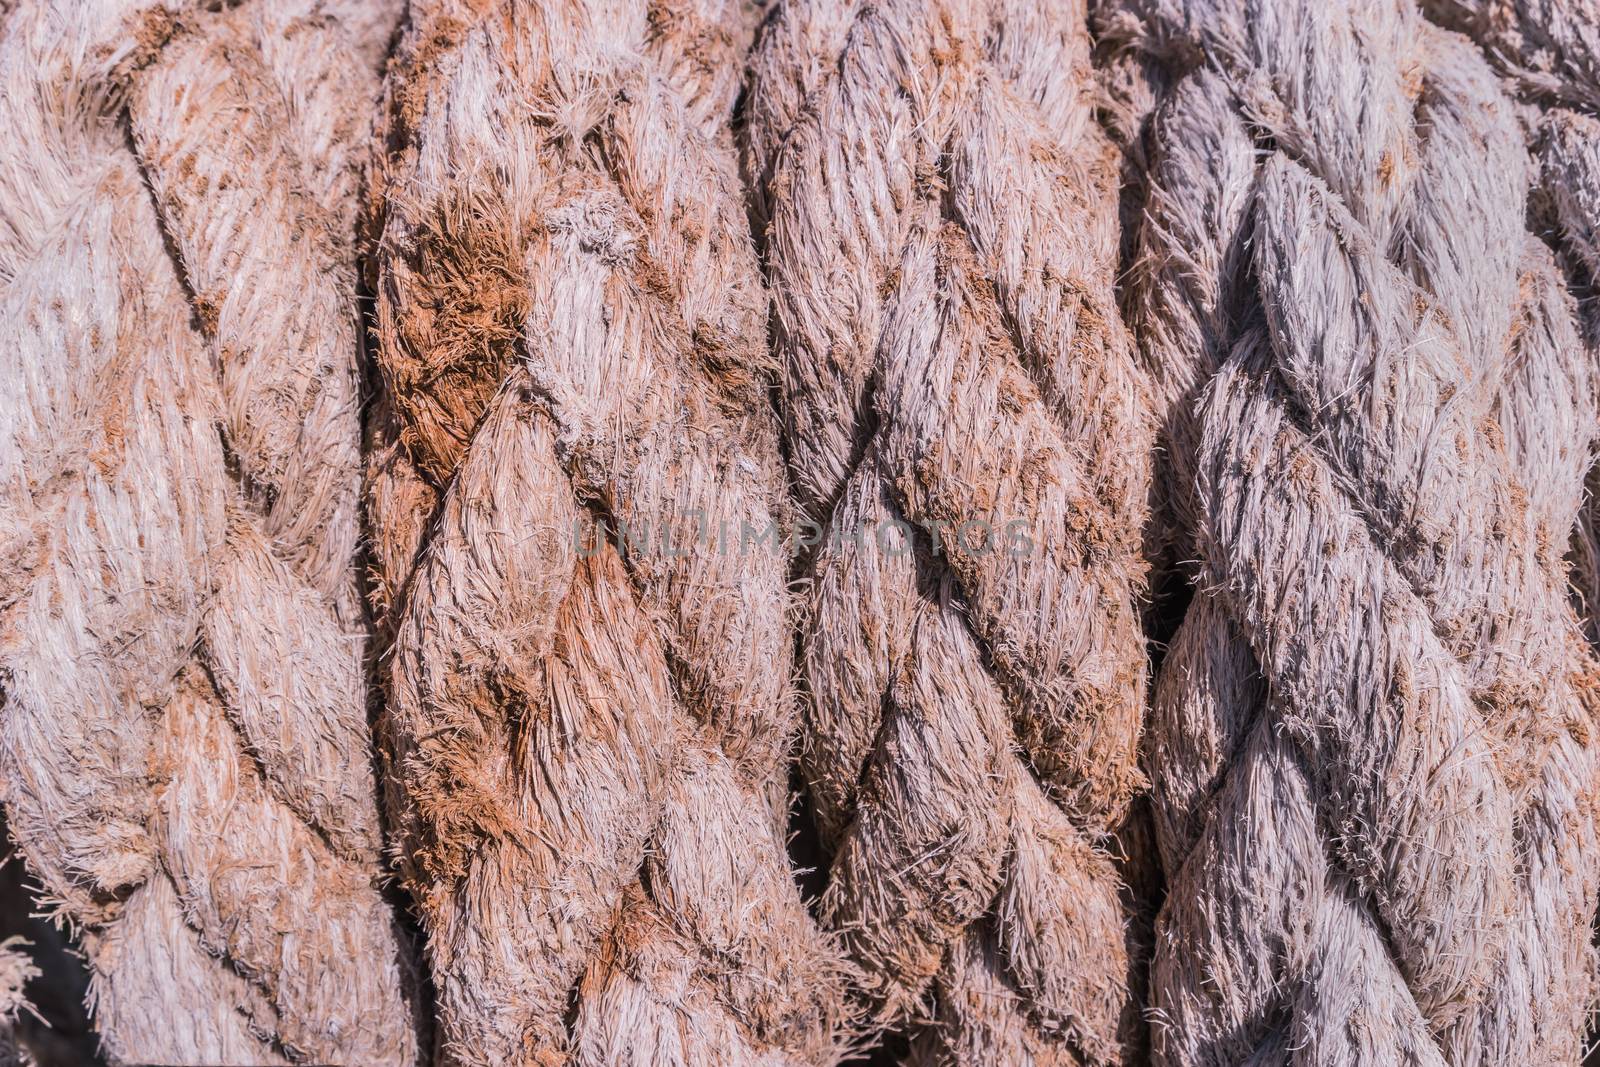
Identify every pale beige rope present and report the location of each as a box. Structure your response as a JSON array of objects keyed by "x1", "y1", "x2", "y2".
[
  {"x1": 1417, "y1": 8, "x2": 1600, "y2": 1057},
  {"x1": 1407, "y1": 2, "x2": 1599, "y2": 318},
  {"x1": 747, "y1": 0, "x2": 1152, "y2": 1059},
  {"x1": 1417, "y1": 2, "x2": 1600, "y2": 650},
  {"x1": 368, "y1": 1, "x2": 848, "y2": 1063},
  {"x1": 1419, "y1": 0, "x2": 1600, "y2": 110},
  {"x1": 1116, "y1": 1, "x2": 1600, "y2": 1062},
  {"x1": 0, "y1": 1, "x2": 418, "y2": 1062}
]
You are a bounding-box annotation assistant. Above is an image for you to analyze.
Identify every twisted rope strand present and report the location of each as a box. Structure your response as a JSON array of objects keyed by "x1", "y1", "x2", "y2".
[
  {"x1": 1117, "y1": 0, "x2": 1600, "y2": 1061},
  {"x1": 1420, "y1": 1, "x2": 1600, "y2": 658},
  {"x1": 369, "y1": 2, "x2": 849, "y2": 1062},
  {"x1": 749, "y1": 0, "x2": 1152, "y2": 1058},
  {"x1": 0, "y1": 1, "x2": 419, "y2": 1061}
]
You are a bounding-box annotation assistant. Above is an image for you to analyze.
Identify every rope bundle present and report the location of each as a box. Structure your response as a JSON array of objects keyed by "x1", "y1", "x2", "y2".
[
  {"x1": 1114, "y1": 0, "x2": 1600, "y2": 1062},
  {"x1": 747, "y1": 0, "x2": 1153, "y2": 1059},
  {"x1": 4, "y1": 0, "x2": 1599, "y2": 1061},
  {"x1": 0, "y1": 1, "x2": 419, "y2": 1062},
  {"x1": 367, "y1": 1, "x2": 847, "y2": 1062}
]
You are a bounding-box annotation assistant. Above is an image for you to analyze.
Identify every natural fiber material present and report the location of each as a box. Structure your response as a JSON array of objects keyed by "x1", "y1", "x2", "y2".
[
  {"x1": 367, "y1": 2, "x2": 848, "y2": 1063},
  {"x1": 1417, "y1": 3, "x2": 1600, "y2": 651},
  {"x1": 747, "y1": 0, "x2": 1153, "y2": 1059},
  {"x1": 0, "y1": 1, "x2": 419, "y2": 1062},
  {"x1": 0, "y1": 844, "x2": 89, "y2": 1067},
  {"x1": 0, "y1": 937, "x2": 38, "y2": 1067},
  {"x1": 1419, "y1": 0, "x2": 1600, "y2": 110},
  {"x1": 1115, "y1": 0, "x2": 1600, "y2": 1062}
]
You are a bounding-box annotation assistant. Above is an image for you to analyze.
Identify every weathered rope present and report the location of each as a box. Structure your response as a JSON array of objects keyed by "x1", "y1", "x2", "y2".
[
  {"x1": 747, "y1": 0, "x2": 1153, "y2": 1058},
  {"x1": 1418, "y1": 0, "x2": 1600, "y2": 111},
  {"x1": 367, "y1": 2, "x2": 848, "y2": 1063},
  {"x1": 0, "y1": 1, "x2": 419, "y2": 1062},
  {"x1": 1417, "y1": 2, "x2": 1600, "y2": 648},
  {"x1": 1115, "y1": 0, "x2": 1600, "y2": 1062}
]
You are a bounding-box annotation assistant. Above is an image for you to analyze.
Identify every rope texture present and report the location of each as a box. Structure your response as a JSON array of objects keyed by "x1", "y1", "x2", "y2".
[
  {"x1": 1415, "y1": 2, "x2": 1600, "y2": 647},
  {"x1": 747, "y1": 0, "x2": 1154, "y2": 1059},
  {"x1": 1111, "y1": 0, "x2": 1600, "y2": 1062},
  {"x1": 0, "y1": 1, "x2": 420, "y2": 1062},
  {"x1": 367, "y1": 1, "x2": 848, "y2": 1063}
]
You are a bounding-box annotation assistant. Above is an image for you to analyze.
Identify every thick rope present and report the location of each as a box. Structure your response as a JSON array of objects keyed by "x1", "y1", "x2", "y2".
[
  {"x1": 367, "y1": 2, "x2": 848, "y2": 1063},
  {"x1": 1419, "y1": 0, "x2": 1600, "y2": 110},
  {"x1": 1116, "y1": 1, "x2": 1600, "y2": 1062},
  {"x1": 0, "y1": 1, "x2": 419, "y2": 1062},
  {"x1": 1416, "y1": 2, "x2": 1600, "y2": 649},
  {"x1": 747, "y1": 0, "x2": 1152, "y2": 1059}
]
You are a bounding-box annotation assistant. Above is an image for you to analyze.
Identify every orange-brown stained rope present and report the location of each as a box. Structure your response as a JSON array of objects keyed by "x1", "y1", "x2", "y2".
[{"x1": 366, "y1": 2, "x2": 851, "y2": 1063}]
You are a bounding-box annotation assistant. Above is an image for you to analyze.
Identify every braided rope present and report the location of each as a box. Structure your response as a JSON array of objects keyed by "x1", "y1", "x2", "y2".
[
  {"x1": 0, "y1": 1, "x2": 419, "y2": 1062},
  {"x1": 1419, "y1": 8, "x2": 1600, "y2": 1055},
  {"x1": 1117, "y1": 1, "x2": 1600, "y2": 1061},
  {"x1": 1410, "y1": 2, "x2": 1600, "y2": 346},
  {"x1": 367, "y1": 2, "x2": 848, "y2": 1062},
  {"x1": 747, "y1": 0, "x2": 1152, "y2": 1058}
]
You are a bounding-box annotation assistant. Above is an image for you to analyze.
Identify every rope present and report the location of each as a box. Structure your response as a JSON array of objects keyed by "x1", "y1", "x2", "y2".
[
  {"x1": 747, "y1": 0, "x2": 1154, "y2": 1058},
  {"x1": 1417, "y1": 1, "x2": 1600, "y2": 650},
  {"x1": 0, "y1": 936, "x2": 37, "y2": 1067},
  {"x1": 368, "y1": 1, "x2": 849, "y2": 1062},
  {"x1": 1115, "y1": 1, "x2": 1600, "y2": 1061},
  {"x1": 0, "y1": 1, "x2": 420, "y2": 1062}
]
